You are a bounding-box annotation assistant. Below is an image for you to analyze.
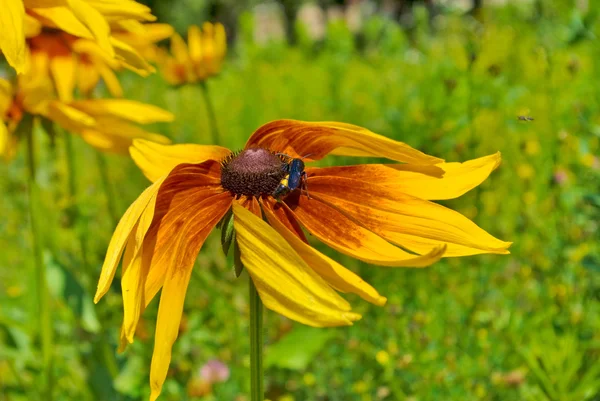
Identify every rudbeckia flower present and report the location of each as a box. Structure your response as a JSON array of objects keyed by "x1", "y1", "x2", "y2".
[
  {"x1": 28, "y1": 24, "x2": 172, "y2": 101},
  {"x1": 0, "y1": 0, "x2": 156, "y2": 74},
  {"x1": 0, "y1": 52, "x2": 173, "y2": 156},
  {"x1": 157, "y1": 22, "x2": 227, "y2": 85},
  {"x1": 94, "y1": 119, "x2": 511, "y2": 400}
]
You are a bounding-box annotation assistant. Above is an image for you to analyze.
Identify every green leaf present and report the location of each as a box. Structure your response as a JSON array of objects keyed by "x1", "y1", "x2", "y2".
[
  {"x1": 233, "y1": 237, "x2": 244, "y2": 278},
  {"x1": 265, "y1": 325, "x2": 336, "y2": 371},
  {"x1": 220, "y1": 209, "x2": 235, "y2": 256}
]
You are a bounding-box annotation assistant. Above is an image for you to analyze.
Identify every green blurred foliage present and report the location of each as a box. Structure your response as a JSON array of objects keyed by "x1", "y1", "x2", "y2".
[{"x1": 1, "y1": 1, "x2": 600, "y2": 401}]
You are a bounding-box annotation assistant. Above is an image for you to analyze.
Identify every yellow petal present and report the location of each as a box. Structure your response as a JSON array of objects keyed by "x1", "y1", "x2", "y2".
[
  {"x1": 245, "y1": 120, "x2": 443, "y2": 164},
  {"x1": 130, "y1": 139, "x2": 231, "y2": 182},
  {"x1": 0, "y1": 120, "x2": 9, "y2": 157},
  {"x1": 97, "y1": 62, "x2": 123, "y2": 97},
  {"x1": 0, "y1": 79, "x2": 13, "y2": 116},
  {"x1": 50, "y1": 53, "x2": 75, "y2": 102},
  {"x1": 111, "y1": 36, "x2": 154, "y2": 75},
  {"x1": 47, "y1": 101, "x2": 95, "y2": 132},
  {"x1": 308, "y1": 153, "x2": 502, "y2": 200},
  {"x1": 308, "y1": 176, "x2": 511, "y2": 257},
  {"x1": 233, "y1": 202, "x2": 361, "y2": 327},
  {"x1": 67, "y1": 0, "x2": 114, "y2": 57},
  {"x1": 69, "y1": 99, "x2": 173, "y2": 124},
  {"x1": 94, "y1": 177, "x2": 165, "y2": 303},
  {"x1": 85, "y1": 0, "x2": 155, "y2": 21},
  {"x1": 0, "y1": 0, "x2": 27, "y2": 73},
  {"x1": 29, "y1": 6, "x2": 93, "y2": 39},
  {"x1": 77, "y1": 62, "x2": 101, "y2": 96},
  {"x1": 187, "y1": 25, "x2": 202, "y2": 63},
  {"x1": 288, "y1": 195, "x2": 446, "y2": 267},
  {"x1": 24, "y1": 13, "x2": 42, "y2": 37},
  {"x1": 262, "y1": 199, "x2": 386, "y2": 306},
  {"x1": 119, "y1": 188, "x2": 157, "y2": 344}
]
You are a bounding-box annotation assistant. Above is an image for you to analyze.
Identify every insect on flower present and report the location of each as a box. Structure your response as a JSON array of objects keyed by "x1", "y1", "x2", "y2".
[
  {"x1": 272, "y1": 153, "x2": 310, "y2": 201},
  {"x1": 95, "y1": 119, "x2": 512, "y2": 401}
]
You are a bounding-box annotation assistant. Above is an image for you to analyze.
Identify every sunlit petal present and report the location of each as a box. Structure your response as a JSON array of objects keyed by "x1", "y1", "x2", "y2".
[
  {"x1": 233, "y1": 202, "x2": 361, "y2": 327},
  {"x1": 94, "y1": 177, "x2": 165, "y2": 303},
  {"x1": 263, "y1": 200, "x2": 386, "y2": 306},
  {"x1": 70, "y1": 99, "x2": 174, "y2": 124},
  {"x1": 0, "y1": 0, "x2": 27, "y2": 73},
  {"x1": 308, "y1": 176, "x2": 511, "y2": 256},
  {"x1": 308, "y1": 153, "x2": 502, "y2": 200},
  {"x1": 288, "y1": 195, "x2": 446, "y2": 266},
  {"x1": 130, "y1": 139, "x2": 231, "y2": 182},
  {"x1": 246, "y1": 120, "x2": 443, "y2": 164},
  {"x1": 148, "y1": 191, "x2": 231, "y2": 401}
]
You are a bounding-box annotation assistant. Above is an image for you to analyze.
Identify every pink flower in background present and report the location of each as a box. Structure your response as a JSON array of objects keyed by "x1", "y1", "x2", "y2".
[
  {"x1": 200, "y1": 359, "x2": 230, "y2": 384},
  {"x1": 554, "y1": 169, "x2": 569, "y2": 185}
]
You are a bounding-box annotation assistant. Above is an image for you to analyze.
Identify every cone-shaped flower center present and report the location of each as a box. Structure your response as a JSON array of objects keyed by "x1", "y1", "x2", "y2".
[{"x1": 221, "y1": 148, "x2": 287, "y2": 197}]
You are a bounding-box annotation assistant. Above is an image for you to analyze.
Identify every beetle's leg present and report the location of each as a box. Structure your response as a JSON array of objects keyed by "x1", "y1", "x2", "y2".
[{"x1": 301, "y1": 172, "x2": 311, "y2": 199}]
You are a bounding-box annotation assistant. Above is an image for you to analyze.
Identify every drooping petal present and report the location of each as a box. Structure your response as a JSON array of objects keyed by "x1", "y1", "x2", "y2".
[
  {"x1": 85, "y1": 0, "x2": 155, "y2": 21},
  {"x1": 308, "y1": 176, "x2": 511, "y2": 257},
  {"x1": 0, "y1": 0, "x2": 27, "y2": 73},
  {"x1": 262, "y1": 198, "x2": 307, "y2": 243},
  {"x1": 130, "y1": 139, "x2": 231, "y2": 182},
  {"x1": 143, "y1": 161, "x2": 229, "y2": 303},
  {"x1": 49, "y1": 53, "x2": 76, "y2": 102},
  {"x1": 47, "y1": 101, "x2": 96, "y2": 132},
  {"x1": 245, "y1": 120, "x2": 443, "y2": 164},
  {"x1": 96, "y1": 62, "x2": 123, "y2": 97},
  {"x1": 69, "y1": 99, "x2": 174, "y2": 124},
  {"x1": 111, "y1": 36, "x2": 154, "y2": 75},
  {"x1": 119, "y1": 186, "x2": 158, "y2": 343},
  {"x1": 29, "y1": 6, "x2": 93, "y2": 39},
  {"x1": 94, "y1": 176, "x2": 165, "y2": 303},
  {"x1": 262, "y1": 200, "x2": 386, "y2": 306},
  {"x1": 80, "y1": 128, "x2": 169, "y2": 154},
  {"x1": 148, "y1": 191, "x2": 231, "y2": 401},
  {"x1": 232, "y1": 202, "x2": 361, "y2": 327},
  {"x1": 287, "y1": 195, "x2": 446, "y2": 266},
  {"x1": 307, "y1": 153, "x2": 502, "y2": 200},
  {"x1": 67, "y1": 0, "x2": 114, "y2": 56}
]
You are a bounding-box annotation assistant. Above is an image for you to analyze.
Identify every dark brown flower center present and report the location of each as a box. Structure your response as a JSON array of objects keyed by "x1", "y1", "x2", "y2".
[{"x1": 220, "y1": 148, "x2": 287, "y2": 197}]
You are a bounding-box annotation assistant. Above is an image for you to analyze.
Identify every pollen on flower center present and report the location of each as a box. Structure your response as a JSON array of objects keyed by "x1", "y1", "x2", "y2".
[{"x1": 220, "y1": 148, "x2": 287, "y2": 197}]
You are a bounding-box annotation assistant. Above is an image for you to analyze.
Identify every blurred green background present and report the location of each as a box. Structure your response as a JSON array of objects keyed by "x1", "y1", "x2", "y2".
[{"x1": 2, "y1": 0, "x2": 600, "y2": 400}]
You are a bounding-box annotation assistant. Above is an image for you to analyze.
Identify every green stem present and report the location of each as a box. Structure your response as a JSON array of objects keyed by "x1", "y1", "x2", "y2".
[
  {"x1": 249, "y1": 278, "x2": 264, "y2": 401},
  {"x1": 25, "y1": 123, "x2": 53, "y2": 400},
  {"x1": 63, "y1": 133, "x2": 89, "y2": 270},
  {"x1": 95, "y1": 151, "x2": 119, "y2": 226},
  {"x1": 199, "y1": 81, "x2": 220, "y2": 145}
]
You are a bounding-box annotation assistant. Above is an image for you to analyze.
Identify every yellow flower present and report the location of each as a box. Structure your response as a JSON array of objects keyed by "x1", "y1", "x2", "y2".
[
  {"x1": 157, "y1": 22, "x2": 227, "y2": 85},
  {"x1": 94, "y1": 120, "x2": 511, "y2": 400},
  {"x1": 0, "y1": 55, "x2": 173, "y2": 155},
  {"x1": 0, "y1": 0, "x2": 156, "y2": 74},
  {"x1": 27, "y1": 24, "x2": 171, "y2": 100}
]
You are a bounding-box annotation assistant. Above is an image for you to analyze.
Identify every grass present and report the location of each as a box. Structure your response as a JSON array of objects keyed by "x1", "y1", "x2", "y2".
[{"x1": 1, "y1": 3, "x2": 599, "y2": 401}]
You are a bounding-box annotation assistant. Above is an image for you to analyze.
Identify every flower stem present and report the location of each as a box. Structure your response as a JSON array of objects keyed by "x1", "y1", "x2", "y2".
[
  {"x1": 199, "y1": 81, "x2": 220, "y2": 145},
  {"x1": 249, "y1": 278, "x2": 264, "y2": 401},
  {"x1": 63, "y1": 133, "x2": 89, "y2": 270},
  {"x1": 95, "y1": 150, "x2": 119, "y2": 226},
  {"x1": 25, "y1": 122, "x2": 54, "y2": 400}
]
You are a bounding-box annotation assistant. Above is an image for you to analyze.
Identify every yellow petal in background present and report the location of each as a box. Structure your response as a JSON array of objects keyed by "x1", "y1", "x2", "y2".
[
  {"x1": 0, "y1": 0, "x2": 27, "y2": 73},
  {"x1": 47, "y1": 101, "x2": 96, "y2": 132},
  {"x1": 67, "y1": 0, "x2": 114, "y2": 56},
  {"x1": 233, "y1": 202, "x2": 361, "y2": 327},
  {"x1": 187, "y1": 25, "x2": 202, "y2": 64},
  {"x1": 49, "y1": 53, "x2": 76, "y2": 102},
  {"x1": 70, "y1": 99, "x2": 174, "y2": 123},
  {"x1": 263, "y1": 202, "x2": 386, "y2": 306},
  {"x1": 130, "y1": 139, "x2": 231, "y2": 182}
]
